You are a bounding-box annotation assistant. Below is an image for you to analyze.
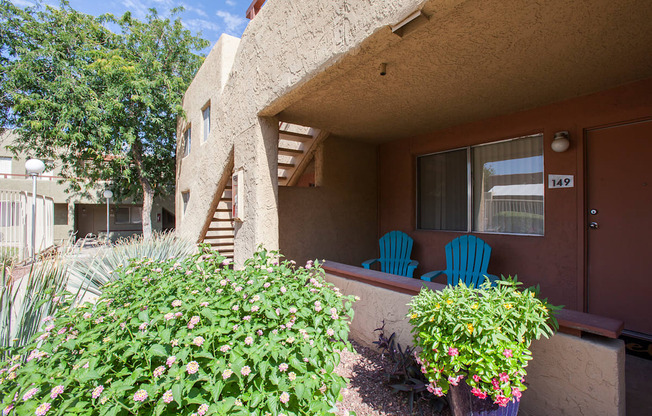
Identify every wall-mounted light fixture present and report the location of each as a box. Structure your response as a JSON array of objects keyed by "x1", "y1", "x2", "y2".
[
  {"x1": 551, "y1": 131, "x2": 570, "y2": 152},
  {"x1": 390, "y1": 10, "x2": 429, "y2": 37}
]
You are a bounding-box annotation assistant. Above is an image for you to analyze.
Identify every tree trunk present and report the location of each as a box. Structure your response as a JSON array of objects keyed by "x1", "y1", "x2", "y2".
[
  {"x1": 141, "y1": 180, "x2": 153, "y2": 239},
  {"x1": 132, "y1": 139, "x2": 154, "y2": 239}
]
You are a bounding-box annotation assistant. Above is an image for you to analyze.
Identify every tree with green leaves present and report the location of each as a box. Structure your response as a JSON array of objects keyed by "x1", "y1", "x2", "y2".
[{"x1": 0, "y1": 0, "x2": 208, "y2": 238}]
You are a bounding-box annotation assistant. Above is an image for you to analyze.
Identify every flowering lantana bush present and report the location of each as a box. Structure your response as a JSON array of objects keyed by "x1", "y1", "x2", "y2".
[
  {"x1": 0, "y1": 247, "x2": 355, "y2": 415},
  {"x1": 408, "y1": 277, "x2": 559, "y2": 406}
]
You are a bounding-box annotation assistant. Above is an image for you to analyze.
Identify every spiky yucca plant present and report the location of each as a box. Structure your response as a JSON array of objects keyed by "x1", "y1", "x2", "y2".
[{"x1": 65, "y1": 232, "x2": 197, "y2": 297}]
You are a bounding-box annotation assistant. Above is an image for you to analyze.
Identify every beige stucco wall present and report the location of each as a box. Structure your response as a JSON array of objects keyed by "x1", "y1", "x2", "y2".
[
  {"x1": 324, "y1": 272, "x2": 625, "y2": 416},
  {"x1": 278, "y1": 136, "x2": 378, "y2": 266},
  {"x1": 175, "y1": 0, "x2": 427, "y2": 265}
]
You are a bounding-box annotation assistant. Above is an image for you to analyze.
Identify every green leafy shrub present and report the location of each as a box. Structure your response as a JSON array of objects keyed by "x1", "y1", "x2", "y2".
[
  {"x1": 408, "y1": 277, "x2": 560, "y2": 406},
  {"x1": 0, "y1": 247, "x2": 355, "y2": 415}
]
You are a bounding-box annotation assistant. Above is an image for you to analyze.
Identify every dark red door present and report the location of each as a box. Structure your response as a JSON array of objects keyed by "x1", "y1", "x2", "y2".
[{"x1": 587, "y1": 120, "x2": 652, "y2": 335}]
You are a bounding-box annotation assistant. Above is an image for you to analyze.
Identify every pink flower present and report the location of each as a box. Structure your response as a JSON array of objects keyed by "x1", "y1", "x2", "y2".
[
  {"x1": 426, "y1": 383, "x2": 444, "y2": 396},
  {"x1": 92, "y1": 385, "x2": 104, "y2": 399},
  {"x1": 139, "y1": 322, "x2": 148, "y2": 331},
  {"x1": 448, "y1": 375, "x2": 462, "y2": 386},
  {"x1": 235, "y1": 286, "x2": 242, "y2": 292},
  {"x1": 133, "y1": 389, "x2": 148, "y2": 402},
  {"x1": 166, "y1": 356, "x2": 176, "y2": 367},
  {"x1": 171, "y1": 339, "x2": 179, "y2": 347},
  {"x1": 50, "y1": 385, "x2": 64, "y2": 399},
  {"x1": 491, "y1": 378, "x2": 500, "y2": 390},
  {"x1": 243, "y1": 315, "x2": 251, "y2": 321},
  {"x1": 162, "y1": 390, "x2": 173, "y2": 404},
  {"x1": 192, "y1": 336, "x2": 204, "y2": 347},
  {"x1": 174, "y1": 312, "x2": 182, "y2": 318},
  {"x1": 263, "y1": 282, "x2": 270, "y2": 288},
  {"x1": 197, "y1": 404, "x2": 209, "y2": 416},
  {"x1": 280, "y1": 287, "x2": 287, "y2": 293},
  {"x1": 257, "y1": 329, "x2": 263, "y2": 336},
  {"x1": 245, "y1": 336, "x2": 253, "y2": 345},
  {"x1": 494, "y1": 394, "x2": 511, "y2": 407},
  {"x1": 222, "y1": 369, "x2": 233, "y2": 379},
  {"x1": 23, "y1": 388, "x2": 38, "y2": 401},
  {"x1": 57, "y1": 327, "x2": 67, "y2": 335},
  {"x1": 241, "y1": 366, "x2": 251, "y2": 376},
  {"x1": 447, "y1": 347, "x2": 459, "y2": 357},
  {"x1": 499, "y1": 372, "x2": 509, "y2": 383},
  {"x1": 44, "y1": 324, "x2": 55, "y2": 332},
  {"x1": 164, "y1": 313, "x2": 174, "y2": 321},
  {"x1": 200, "y1": 302, "x2": 209, "y2": 307},
  {"x1": 2, "y1": 405, "x2": 13, "y2": 415},
  {"x1": 220, "y1": 345, "x2": 230, "y2": 353},
  {"x1": 279, "y1": 392, "x2": 290, "y2": 404},
  {"x1": 503, "y1": 349, "x2": 513, "y2": 358},
  {"x1": 186, "y1": 361, "x2": 199, "y2": 374},
  {"x1": 471, "y1": 387, "x2": 488, "y2": 399},
  {"x1": 473, "y1": 374, "x2": 481, "y2": 383},
  {"x1": 512, "y1": 387, "x2": 522, "y2": 401},
  {"x1": 279, "y1": 363, "x2": 288, "y2": 372},
  {"x1": 172, "y1": 300, "x2": 182, "y2": 307},
  {"x1": 35, "y1": 403, "x2": 51, "y2": 416},
  {"x1": 82, "y1": 362, "x2": 90, "y2": 369},
  {"x1": 326, "y1": 328, "x2": 335, "y2": 336},
  {"x1": 83, "y1": 313, "x2": 92, "y2": 319},
  {"x1": 220, "y1": 279, "x2": 227, "y2": 286},
  {"x1": 251, "y1": 305, "x2": 259, "y2": 312},
  {"x1": 232, "y1": 305, "x2": 239, "y2": 311},
  {"x1": 153, "y1": 366, "x2": 166, "y2": 377}
]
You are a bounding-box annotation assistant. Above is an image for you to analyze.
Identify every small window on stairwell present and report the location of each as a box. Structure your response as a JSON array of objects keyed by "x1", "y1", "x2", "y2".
[
  {"x1": 183, "y1": 126, "x2": 191, "y2": 157},
  {"x1": 202, "y1": 104, "x2": 210, "y2": 143},
  {"x1": 181, "y1": 191, "x2": 190, "y2": 218}
]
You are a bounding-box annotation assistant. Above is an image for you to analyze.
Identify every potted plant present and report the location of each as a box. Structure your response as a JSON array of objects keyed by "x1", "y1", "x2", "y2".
[{"x1": 408, "y1": 277, "x2": 560, "y2": 416}]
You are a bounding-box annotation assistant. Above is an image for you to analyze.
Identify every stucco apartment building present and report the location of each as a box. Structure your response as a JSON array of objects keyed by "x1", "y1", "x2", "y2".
[
  {"x1": 176, "y1": 1, "x2": 651, "y2": 413},
  {"x1": 0, "y1": 131, "x2": 175, "y2": 243}
]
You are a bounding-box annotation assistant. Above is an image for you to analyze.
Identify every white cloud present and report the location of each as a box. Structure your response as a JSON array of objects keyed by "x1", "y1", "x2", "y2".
[
  {"x1": 216, "y1": 10, "x2": 246, "y2": 35},
  {"x1": 225, "y1": 0, "x2": 236, "y2": 6},
  {"x1": 182, "y1": 18, "x2": 220, "y2": 33},
  {"x1": 11, "y1": 0, "x2": 36, "y2": 7},
  {"x1": 181, "y1": 3, "x2": 207, "y2": 17}
]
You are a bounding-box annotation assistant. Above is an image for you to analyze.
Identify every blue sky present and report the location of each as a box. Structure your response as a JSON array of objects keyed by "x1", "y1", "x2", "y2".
[{"x1": 10, "y1": 0, "x2": 253, "y2": 52}]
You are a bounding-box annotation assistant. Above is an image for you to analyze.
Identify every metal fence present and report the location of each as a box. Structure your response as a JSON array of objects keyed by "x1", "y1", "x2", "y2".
[{"x1": 0, "y1": 190, "x2": 54, "y2": 262}]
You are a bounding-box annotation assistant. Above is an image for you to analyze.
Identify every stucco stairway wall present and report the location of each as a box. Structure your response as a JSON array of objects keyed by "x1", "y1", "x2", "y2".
[{"x1": 324, "y1": 272, "x2": 625, "y2": 416}]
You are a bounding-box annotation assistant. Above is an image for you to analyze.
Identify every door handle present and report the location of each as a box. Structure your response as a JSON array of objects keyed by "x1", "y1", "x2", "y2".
[{"x1": 589, "y1": 222, "x2": 599, "y2": 229}]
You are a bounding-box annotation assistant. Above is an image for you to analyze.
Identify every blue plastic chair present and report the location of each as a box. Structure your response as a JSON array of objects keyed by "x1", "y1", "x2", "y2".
[
  {"x1": 362, "y1": 231, "x2": 419, "y2": 278},
  {"x1": 421, "y1": 235, "x2": 497, "y2": 288}
]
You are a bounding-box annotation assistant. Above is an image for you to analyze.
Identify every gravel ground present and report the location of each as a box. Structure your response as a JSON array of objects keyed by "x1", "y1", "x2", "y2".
[{"x1": 335, "y1": 341, "x2": 451, "y2": 416}]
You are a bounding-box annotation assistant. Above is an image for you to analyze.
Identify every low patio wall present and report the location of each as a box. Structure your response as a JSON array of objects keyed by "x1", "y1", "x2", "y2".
[{"x1": 323, "y1": 261, "x2": 625, "y2": 416}]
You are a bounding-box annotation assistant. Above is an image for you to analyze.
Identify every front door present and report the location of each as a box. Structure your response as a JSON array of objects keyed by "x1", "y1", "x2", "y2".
[{"x1": 586, "y1": 119, "x2": 652, "y2": 335}]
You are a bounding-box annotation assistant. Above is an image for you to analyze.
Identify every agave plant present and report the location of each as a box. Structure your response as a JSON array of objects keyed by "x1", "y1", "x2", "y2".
[
  {"x1": 65, "y1": 231, "x2": 197, "y2": 297},
  {"x1": 0, "y1": 257, "x2": 69, "y2": 359}
]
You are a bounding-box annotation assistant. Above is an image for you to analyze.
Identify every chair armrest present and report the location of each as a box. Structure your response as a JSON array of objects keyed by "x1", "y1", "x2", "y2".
[
  {"x1": 420, "y1": 270, "x2": 445, "y2": 282},
  {"x1": 362, "y1": 258, "x2": 379, "y2": 270},
  {"x1": 406, "y1": 260, "x2": 419, "y2": 278},
  {"x1": 483, "y1": 273, "x2": 499, "y2": 287}
]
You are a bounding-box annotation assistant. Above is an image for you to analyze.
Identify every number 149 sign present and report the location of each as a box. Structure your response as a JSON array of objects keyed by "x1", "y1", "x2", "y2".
[{"x1": 548, "y1": 174, "x2": 574, "y2": 188}]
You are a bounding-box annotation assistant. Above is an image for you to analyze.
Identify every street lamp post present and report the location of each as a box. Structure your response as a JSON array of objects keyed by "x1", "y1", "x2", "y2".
[
  {"x1": 103, "y1": 189, "x2": 113, "y2": 243},
  {"x1": 25, "y1": 158, "x2": 45, "y2": 260}
]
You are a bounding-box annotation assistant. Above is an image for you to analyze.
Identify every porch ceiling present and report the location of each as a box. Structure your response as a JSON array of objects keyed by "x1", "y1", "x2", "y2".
[{"x1": 272, "y1": 0, "x2": 652, "y2": 143}]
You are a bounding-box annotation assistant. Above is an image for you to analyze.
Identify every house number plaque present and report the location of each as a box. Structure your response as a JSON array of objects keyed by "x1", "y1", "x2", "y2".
[{"x1": 548, "y1": 174, "x2": 574, "y2": 188}]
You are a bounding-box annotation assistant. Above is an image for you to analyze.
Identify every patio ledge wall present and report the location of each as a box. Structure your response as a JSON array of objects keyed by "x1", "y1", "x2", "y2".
[{"x1": 323, "y1": 261, "x2": 625, "y2": 416}]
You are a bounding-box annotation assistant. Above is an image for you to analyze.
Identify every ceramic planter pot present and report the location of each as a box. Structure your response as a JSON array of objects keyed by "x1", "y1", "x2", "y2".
[{"x1": 448, "y1": 380, "x2": 520, "y2": 416}]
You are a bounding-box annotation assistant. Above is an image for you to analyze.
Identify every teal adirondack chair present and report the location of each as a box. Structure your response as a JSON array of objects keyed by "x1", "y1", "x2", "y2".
[
  {"x1": 362, "y1": 231, "x2": 419, "y2": 278},
  {"x1": 421, "y1": 235, "x2": 498, "y2": 288}
]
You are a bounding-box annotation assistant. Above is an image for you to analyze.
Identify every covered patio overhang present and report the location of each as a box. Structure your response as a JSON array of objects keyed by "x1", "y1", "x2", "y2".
[{"x1": 267, "y1": 0, "x2": 652, "y2": 313}]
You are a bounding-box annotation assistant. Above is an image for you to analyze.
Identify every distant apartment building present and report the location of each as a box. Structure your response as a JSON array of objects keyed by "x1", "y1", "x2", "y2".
[{"x1": 0, "y1": 131, "x2": 175, "y2": 243}]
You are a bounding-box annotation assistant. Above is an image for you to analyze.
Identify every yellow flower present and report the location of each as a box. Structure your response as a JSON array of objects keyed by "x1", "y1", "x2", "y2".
[
  {"x1": 446, "y1": 299, "x2": 453, "y2": 305},
  {"x1": 429, "y1": 316, "x2": 435, "y2": 322},
  {"x1": 467, "y1": 323, "x2": 474, "y2": 334},
  {"x1": 411, "y1": 313, "x2": 418, "y2": 320},
  {"x1": 504, "y1": 303, "x2": 513, "y2": 310},
  {"x1": 471, "y1": 303, "x2": 479, "y2": 309},
  {"x1": 435, "y1": 303, "x2": 441, "y2": 309}
]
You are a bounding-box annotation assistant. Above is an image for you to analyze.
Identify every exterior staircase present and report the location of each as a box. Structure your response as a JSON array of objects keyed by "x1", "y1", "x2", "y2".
[
  {"x1": 201, "y1": 180, "x2": 234, "y2": 261},
  {"x1": 200, "y1": 122, "x2": 327, "y2": 257}
]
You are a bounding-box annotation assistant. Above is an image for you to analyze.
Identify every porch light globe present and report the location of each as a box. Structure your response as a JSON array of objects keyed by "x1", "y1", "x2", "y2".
[
  {"x1": 25, "y1": 158, "x2": 46, "y2": 175},
  {"x1": 551, "y1": 131, "x2": 570, "y2": 153},
  {"x1": 103, "y1": 189, "x2": 113, "y2": 199}
]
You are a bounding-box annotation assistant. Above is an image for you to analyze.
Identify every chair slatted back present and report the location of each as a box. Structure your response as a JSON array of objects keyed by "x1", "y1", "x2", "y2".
[
  {"x1": 446, "y1": 235, "x2": 492, "y2": 288},
  {"x1": 379, "y1": 230, "x2": 414, "y2": 276}
]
